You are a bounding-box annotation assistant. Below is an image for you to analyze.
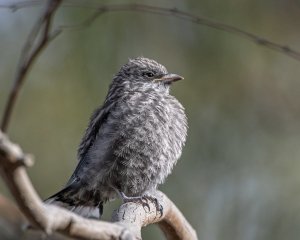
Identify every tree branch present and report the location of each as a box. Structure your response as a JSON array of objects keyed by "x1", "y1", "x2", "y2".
[
  {"x1": 1, "y1": 1, "x2": 300, "y2": 62},
  {"x1": 0, "y1": 130, "x2": 197, "y2": 239},
  {"x1": 1, "y1": 1, "x2": 300, "y2": 133},
  {"x1": 57, "y1": 3, "x2": 300, "y2": 62},
  {"x1": 0, "y1": 0, "x2": 63, "y2": 132}
]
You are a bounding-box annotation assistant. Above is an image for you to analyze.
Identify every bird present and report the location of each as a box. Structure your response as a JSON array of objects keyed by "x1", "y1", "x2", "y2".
[{"x1": 45, "y1": 57, "x2": 188, "y2": 218}]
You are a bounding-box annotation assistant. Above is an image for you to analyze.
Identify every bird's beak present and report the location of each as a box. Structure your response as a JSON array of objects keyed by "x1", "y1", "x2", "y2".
[{"x1": 154, "y1": 73, "x2": 184, "y2": 84}]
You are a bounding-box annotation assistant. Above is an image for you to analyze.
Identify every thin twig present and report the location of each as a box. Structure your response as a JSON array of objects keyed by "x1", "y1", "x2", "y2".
[
  {"x1": 0, "y1": 0, "x2": 63, "y2": 132},
  {"x1": 0, "y1": 0, "x2": 41, "y2": 11},
  {"x1": 1, "y1": 1, "x2": 300, "y2": 61},
  {"x1": 59, "y1": 4, "x2": 300, "y2": 60},
  {"x1": 1, "y1": 2, "x2": 300, "y2": 132}
]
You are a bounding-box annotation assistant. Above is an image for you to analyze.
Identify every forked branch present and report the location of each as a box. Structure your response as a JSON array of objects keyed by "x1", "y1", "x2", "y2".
[{"x1": 0, "y1": 130, "x2": 197, "y2": 239}]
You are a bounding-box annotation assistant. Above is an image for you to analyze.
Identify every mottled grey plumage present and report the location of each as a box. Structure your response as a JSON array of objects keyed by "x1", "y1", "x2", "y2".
[{"x1": 46, "y1": 57, "x2": 187, "y2": 218}]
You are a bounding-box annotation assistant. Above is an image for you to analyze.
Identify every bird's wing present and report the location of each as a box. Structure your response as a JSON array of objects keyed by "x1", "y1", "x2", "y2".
[
  {"x1": 67, "y1": 102, "x2": 114, "y2": 185},
  {"x1": 77, "y1": 106, "x2": 107, "y2": 161}
]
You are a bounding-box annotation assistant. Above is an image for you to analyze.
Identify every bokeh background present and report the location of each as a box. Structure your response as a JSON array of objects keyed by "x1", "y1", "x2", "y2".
[{"x1": 1, "y1": 0, "x2": 300, "y2": 239}]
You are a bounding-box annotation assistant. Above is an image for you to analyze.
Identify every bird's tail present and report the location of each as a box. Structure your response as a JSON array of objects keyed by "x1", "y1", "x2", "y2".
[{"x1": 45, "y1": 185, "x2": 102, "y2": 219}]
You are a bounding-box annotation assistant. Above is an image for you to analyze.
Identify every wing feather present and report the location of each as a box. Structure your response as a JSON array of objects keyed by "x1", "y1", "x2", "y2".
[{"x1": 67, "y1": 103, "x2": 114, "y2": 185}]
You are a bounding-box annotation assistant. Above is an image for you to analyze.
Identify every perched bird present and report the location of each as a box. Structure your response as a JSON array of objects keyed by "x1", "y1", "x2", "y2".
[{"x1": 46, "y1": 57, "x2": 188, "y2": 218}]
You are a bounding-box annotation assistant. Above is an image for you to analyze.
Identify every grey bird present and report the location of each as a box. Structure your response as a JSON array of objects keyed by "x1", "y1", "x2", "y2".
[{"x1": 46, "y1": 57, "x2": 188, "y2": 218}]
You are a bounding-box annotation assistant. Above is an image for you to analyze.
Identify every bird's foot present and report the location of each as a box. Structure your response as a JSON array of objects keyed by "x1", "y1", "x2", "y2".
[
  {"x1": 119, "y1": 191, "x2": 163, "y2": 217},
  {"x1": 119, "y1": 191, "x2": 151, "y2": 211},
  {"x1": 142, "y1": 194, "x2": 163, "y2": 217},
  {"x1": 113, "y1": 186, "x2": 164, "y2": 217},
  {"x1": 120, "y1": 191, "x2": 144, "y2": 203}
]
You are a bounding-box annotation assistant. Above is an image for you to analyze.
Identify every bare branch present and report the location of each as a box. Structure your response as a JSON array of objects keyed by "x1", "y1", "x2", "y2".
[
  {"x1": 0, "y1": 130, "x2": 197, "y2": 239},
  {"x1": 0, "y1": 0, "x2": 41, "y2": 12},
  {"x1": 60, "y1": 3, "x2": 300, "y2": 60},
  {"x1": 112, "y1": 192, "x2": 197, "y2": 240},
  {"x1": 1, "y1": 1, "x2": 300, "y2": 61},
  {"x1": 1, "y1": 1, "x2": 300, "y2": 133},
  {"x1": 0, "y1": 0, "x2": 63, "y2": 132}
]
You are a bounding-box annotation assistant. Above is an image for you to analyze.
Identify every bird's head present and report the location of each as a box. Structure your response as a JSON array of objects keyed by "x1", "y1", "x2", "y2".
[{"x1": 112, "y1": 57, "x2": 183, "y2": 93}]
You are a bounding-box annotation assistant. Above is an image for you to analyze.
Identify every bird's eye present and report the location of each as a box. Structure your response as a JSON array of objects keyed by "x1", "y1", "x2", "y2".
[{"x1": 143, "y1": 71, "x2": 154, "y2": 78}]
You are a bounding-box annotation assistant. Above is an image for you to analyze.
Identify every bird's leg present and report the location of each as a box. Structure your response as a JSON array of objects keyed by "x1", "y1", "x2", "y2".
[
  {"x1": 120, "y1": 191, "x2": 151, "y2": 212},
  {"x1": 119, "y1": 191, "x2": 146, "y2": 204},
  {"x1": 112, "y1": 187, "x2": 163, "y2": 215},
  {"x1": 112, "y1": 187, "x2": 150, "y2": 211}
]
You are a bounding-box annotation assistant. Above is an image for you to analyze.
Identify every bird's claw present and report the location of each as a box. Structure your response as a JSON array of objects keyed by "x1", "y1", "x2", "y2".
[
  {"x1": 119, "y1": 192, "x2": 150, "y2": 211},
  {"x1": 119, "y1": 192, "x2": 163, "y2": 216},
  {"x1": 145, "y1": 195, "x2": 164, "y2": 217}
]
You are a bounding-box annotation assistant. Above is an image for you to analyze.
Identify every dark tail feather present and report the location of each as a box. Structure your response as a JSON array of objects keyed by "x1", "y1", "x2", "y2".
[
  {"x1": 45, "y1": 185, "x2": 102, "y2": 219},
  {"x1": 45, "y1": 185, "x2": 74, "y2": 202}
]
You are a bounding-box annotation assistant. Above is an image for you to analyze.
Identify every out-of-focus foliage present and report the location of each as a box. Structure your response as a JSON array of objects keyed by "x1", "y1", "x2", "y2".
[{"x1": 1, "y1": 0, "x2": 300, "y2": 239}]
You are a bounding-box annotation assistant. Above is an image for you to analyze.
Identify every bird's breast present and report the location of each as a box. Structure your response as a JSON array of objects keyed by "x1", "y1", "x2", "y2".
[
  {"x1": 83, "y1": 91, "x2": 187, "y2": 195},
  {"x1": 111, "y1": 92, "x2": 187, "y2": 183}
]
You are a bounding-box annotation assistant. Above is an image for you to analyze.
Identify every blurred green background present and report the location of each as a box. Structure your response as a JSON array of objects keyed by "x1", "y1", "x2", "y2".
[{"x1": 1, "y1": 0, "x2": 300, "y2": 239}]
